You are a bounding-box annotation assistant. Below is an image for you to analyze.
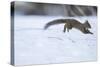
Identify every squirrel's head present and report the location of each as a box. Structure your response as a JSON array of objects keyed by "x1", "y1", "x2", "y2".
[{"x1": 84, "y1": 20, "x2": 91, "y2": 28}]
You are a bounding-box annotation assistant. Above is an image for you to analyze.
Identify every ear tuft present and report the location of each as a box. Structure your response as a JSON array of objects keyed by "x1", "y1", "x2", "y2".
[{"x1": 84, "y1": 20, "x2": 91, "y2": 28}]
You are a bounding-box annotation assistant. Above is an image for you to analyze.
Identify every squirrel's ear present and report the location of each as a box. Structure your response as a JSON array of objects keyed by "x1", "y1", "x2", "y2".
[
  {"x1": 85, "y1": 20, "x2": 89, "y2": 23},
  {"x1": 84, "y1": 20, "x2": 91, "y2": 28}
]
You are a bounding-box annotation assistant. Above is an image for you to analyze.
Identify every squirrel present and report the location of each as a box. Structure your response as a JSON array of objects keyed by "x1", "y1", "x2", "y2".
[{"x1": 44, "y1": 19, "x2": 93, "y2": 34}]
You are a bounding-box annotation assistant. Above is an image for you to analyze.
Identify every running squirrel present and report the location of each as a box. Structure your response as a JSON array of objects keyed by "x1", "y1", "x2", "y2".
[{"x1": 44, "y1": 19, "x2": 93, "y2": 34}]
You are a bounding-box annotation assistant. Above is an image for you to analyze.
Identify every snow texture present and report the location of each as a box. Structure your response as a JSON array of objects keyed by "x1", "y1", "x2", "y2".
[{"x1": 14, "y1": 15, "x2": 97, "y2": 65}]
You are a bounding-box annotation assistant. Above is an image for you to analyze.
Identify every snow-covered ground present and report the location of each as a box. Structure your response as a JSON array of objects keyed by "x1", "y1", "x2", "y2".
[{"x1": 14, "y1": 15, "x2": 97, "y2": 66}]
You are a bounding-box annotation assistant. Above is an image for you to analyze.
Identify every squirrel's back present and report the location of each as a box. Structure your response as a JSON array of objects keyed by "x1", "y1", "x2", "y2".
[{"x1": 44, "y1": 19, "x2": 91, "y2": 29}]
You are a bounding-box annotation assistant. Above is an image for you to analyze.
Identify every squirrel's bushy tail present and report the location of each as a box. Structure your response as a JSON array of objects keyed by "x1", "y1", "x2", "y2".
[{"x1": 44, "y1": 19, "x2": 66, "y2": 29}]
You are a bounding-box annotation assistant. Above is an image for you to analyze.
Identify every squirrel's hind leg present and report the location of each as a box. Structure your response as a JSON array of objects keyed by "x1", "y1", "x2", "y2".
[
  {"x1": 63, "y1": 23, "x2": 72, "y2": 33},
  {"x1": 63, "y1": 23, "x2": 68, "y2": 32}
]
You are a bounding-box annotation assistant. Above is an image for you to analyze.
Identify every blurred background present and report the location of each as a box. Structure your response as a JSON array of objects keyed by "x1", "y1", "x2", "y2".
[{"x1": 11, "y1": 1, "x2": 97, "y2": 17}]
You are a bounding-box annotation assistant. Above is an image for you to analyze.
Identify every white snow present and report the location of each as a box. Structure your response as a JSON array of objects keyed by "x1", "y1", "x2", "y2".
[{"x1": 14, "y1": 15, "x2": 97, "y2": 65}]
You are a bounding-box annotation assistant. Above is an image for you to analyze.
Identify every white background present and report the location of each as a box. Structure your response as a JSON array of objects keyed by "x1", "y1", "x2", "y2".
[{"x1": 0, "y1": 0, "x2": 99, "y2": 67}]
